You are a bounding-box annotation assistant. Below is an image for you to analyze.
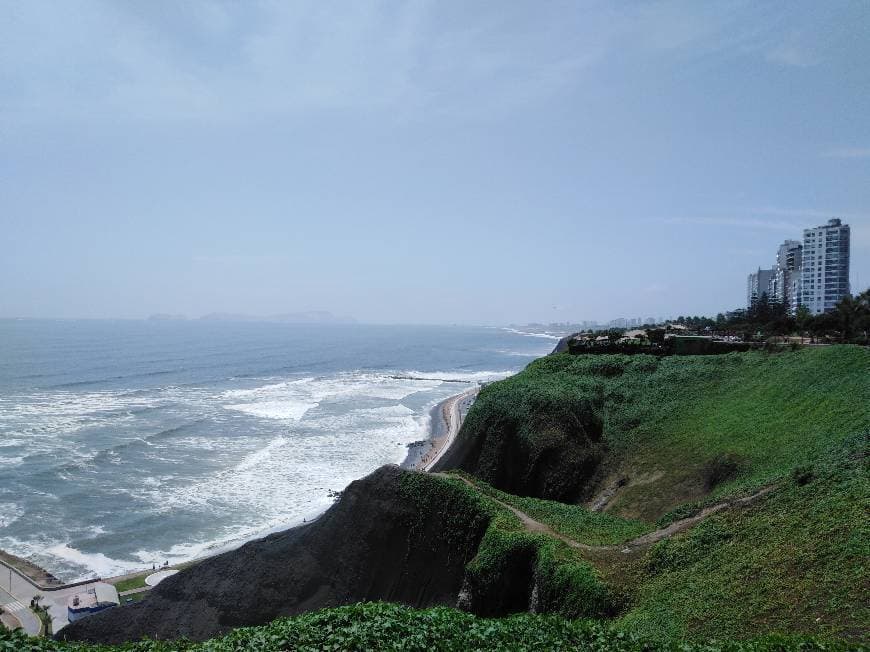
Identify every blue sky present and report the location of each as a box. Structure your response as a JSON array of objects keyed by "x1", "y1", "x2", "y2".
[{"x1": 1, "y1": 1, "x2": 868, "y2": 324}]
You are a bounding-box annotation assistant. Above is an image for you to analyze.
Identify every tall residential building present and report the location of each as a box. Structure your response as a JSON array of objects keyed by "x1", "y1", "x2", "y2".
[
  {"x1": 799, "y1": 219, "x2": 850, "y2": 314},
  {"x1": 747, "y1": 267, "x2": 775, "y2": 308},
  {"x1": 770, "y1": 239, "x2": 803, "y2": 313}
]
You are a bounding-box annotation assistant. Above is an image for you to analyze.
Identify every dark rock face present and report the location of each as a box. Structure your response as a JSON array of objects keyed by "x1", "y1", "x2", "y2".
[
  {"x1": 59, "y1": 466, "x2": 489, "y2": 644},
  {"x1": 551, "y1": 335, "x2": 576, "y2": 355},
  {"x1": 463, "y1": 544, "x2": 537, "y2": 617},
  {"x1": 434, "y1": 394, "x2": 604, "y2": 503}
]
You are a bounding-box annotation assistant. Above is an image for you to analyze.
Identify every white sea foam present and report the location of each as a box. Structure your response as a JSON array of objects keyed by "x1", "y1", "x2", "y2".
[
  {"x1": 489, "y1": 349, "x2": 542, "y2": 357},
  {"x1": 400, "y1": 369, "x2": 512, "y2": 382},
  {"x1": 0, "y1": 455, "x2": 24, "y2": 466},
  {"x1": 44, "y1": 543, "x2": 143, "y2": 579},
  {"x1": 502, "y1": 327, "x2": 563, "y2": 340},
  {"x1": 1, "y1": 359, "x2": 518, "y2": 579},
  {"x1": 223, "y1": 399, "x2": 318, "y2": 421},
  {"x1": 218, "y1": 372, "x2": 445, "y2": 423},
  {"x1": 170, "y1": 436, "x2": 251, "y2": 452},
  {"x1": 234, "y1": 436, "x2": 289, "y2": 472},
  {"x1": 0, "y1": 503, "x2": 24, "y2": 528},
  {"x1": 148, "y1": 396, "x2": 431, "y2": 534}
]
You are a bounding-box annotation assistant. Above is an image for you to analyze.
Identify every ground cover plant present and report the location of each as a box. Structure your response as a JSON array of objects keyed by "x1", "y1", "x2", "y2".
[
  {"x1": 1, "y1": 603, "x2": 861, "y2": 651},
  {"x1": 454, "y1": 472, "x2": 652, "y2": 545},
  {"x1": 459, "y1": 346, "x2": 870, "y2": 521},
  {"x1": 444, "y1": 346, "x2": 869, "y2": 643},
  {"x1": 399, "y1": 472, "x2": 617, "y2": 618},
  {"x1": 617, "y1": 433, "x2": 869, "y2": 642}
]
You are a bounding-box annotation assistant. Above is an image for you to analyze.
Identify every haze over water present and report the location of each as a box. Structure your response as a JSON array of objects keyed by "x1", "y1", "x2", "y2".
[{"x1": 0, "y1": 320, "x2": 555, "y2": 582}]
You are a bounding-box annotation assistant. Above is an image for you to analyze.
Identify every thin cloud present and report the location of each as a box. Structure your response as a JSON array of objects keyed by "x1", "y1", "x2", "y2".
[
  {"x1": 822, "y1": 148, "x2": 870, "y2": 159},
  {"x1": 766, "y1": 43, "x2": 818, "y2": 67},
  {"x1": 752, "y1": 207, "x2": 870, "y2": 223},
  {"x1": 655, "y1": 217, "x2": 799, "y2": 231},
  {"x1": 0, "y1": 3, "x2": 833, "y2": 126},
  {"x1": 0, "y1": 2, "x2": 606, "y2": 124},
  {"x1": 192, "y1": 254, "x2": 284, "y2": 265}
]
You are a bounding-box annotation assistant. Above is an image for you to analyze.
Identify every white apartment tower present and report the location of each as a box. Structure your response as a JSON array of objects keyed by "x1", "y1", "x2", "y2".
[
  {"x1": 770, "y1": 240, "x2": 803, "y2": 313},
  {"x1": 799, "y1": 219, "x2": 850, "y2": 314},
  {"x1": 747, "y1": 267, "x2": 775, "y2": 308}
]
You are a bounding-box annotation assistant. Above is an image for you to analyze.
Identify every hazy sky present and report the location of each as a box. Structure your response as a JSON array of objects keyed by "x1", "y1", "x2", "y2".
[{"x1": 2, "y1": 1, "x2": 868, "y2": 324}]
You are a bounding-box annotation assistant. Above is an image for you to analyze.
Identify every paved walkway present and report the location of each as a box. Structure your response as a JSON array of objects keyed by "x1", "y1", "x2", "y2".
[
  {"x1": 0, "y1": 559, "x2": 110, "y2": 635},
  {"x1": 420, "y1": 387, "x2": 478, "y2": 471},
  {"x1": 0, "y1": 583, "x2": 41, "y2": 636}
]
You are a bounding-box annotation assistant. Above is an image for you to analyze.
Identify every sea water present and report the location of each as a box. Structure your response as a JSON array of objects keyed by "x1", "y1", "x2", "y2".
[{"x1": 0, "y1": 320, "x2": 556, "y2": 581}]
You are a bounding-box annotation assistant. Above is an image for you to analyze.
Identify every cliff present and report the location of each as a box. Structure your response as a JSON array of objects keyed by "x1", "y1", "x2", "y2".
[
  {"x1": 59, "y1": 466, "x2": 489, "y2": 644},
  {"x1": 56, "y1": 347, "x2": 870, "y2": 647}
]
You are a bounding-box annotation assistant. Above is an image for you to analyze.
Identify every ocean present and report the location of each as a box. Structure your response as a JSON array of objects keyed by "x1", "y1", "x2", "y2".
[{"x1": 0, "y1": 320, "x2": 556, "y2": 582}]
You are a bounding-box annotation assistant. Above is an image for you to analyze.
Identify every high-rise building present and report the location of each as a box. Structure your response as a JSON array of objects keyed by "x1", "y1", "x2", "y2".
[
  {"x1": 799, "y1": 219, "x2": 850, "y2": 314},
  {"x1": 747, "y1": 267, "x2": 775, "y2": 308},
  {"x1": 770, "y1": 239, "x2": 803, "y2": 313}
]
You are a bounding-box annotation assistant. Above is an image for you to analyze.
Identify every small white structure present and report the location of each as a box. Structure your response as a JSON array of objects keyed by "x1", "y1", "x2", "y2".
[
  {"x1": 67, "y1": 583, "x2": 119, "y2": 622},
  {"x1": 145, "y1": 569, "x2": 179, "y2": 587}
]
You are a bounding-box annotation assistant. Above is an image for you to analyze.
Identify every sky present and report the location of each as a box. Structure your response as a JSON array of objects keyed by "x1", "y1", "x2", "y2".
[{"x1": 1, "y1": 1, "x2": 868, "y2": 325}]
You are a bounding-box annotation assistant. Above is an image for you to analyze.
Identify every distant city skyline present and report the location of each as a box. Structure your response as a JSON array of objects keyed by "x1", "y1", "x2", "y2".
[
  {"x1": 1, "y1": 1, "x2": 868, "y2": 324},
  {"x1": 746, "y1": 218, "x2": 852, "y2": 315}
]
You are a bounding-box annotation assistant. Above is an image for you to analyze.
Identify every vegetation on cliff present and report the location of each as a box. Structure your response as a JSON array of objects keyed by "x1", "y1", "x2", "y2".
[
  {"x1": 452, "y1": 346, "x2": 869, "y2": 520},
  {"x1": 399, "y1": 472, "x2": 617, "y2": 619},
  {"x1": 437, "y1": 346, "x2": 869, "y2": 643},
  {"x1": 619, "y1": 435, "x2": 868, "y2": 642},
  {"x1": 1, "y1": 602, "x2": 859, "y2": 651},
  {"x1": 14, "y1": 346, "x2": 866, "y2": 649}
]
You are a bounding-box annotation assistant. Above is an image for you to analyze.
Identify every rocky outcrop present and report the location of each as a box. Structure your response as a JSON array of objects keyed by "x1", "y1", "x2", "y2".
[
  {"x1": 434, "y1": 391, "x2": 605, "y2": 503},
  {"x1": 59, "y1": 466, "x2": 489, "y2": 644},
  {"x1": 551, "y1": 334, "x2": 576, "y2": 355}
]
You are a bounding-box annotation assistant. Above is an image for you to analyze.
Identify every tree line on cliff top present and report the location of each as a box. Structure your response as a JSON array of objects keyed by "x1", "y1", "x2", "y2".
[{"x1": 653, "y1": 288, "x2": 870, "y2": 343}]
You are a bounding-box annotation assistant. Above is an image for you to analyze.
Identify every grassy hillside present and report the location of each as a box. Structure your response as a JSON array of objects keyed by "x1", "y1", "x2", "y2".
[
  {"x1": 400, "y1": 472, "x2": 618, "y2": 619},
  {"x1": 618, "y1": 436, "x2": 868, "y2": 642},
  {"x1": 439, "y1": 346, "x2": 869, "y2": 643},
  {"x1": 0, "y1": 603, "x2": 858, "y2": 651},
  {"x1": 440, "y1": 436, "x2": 868, "y2": 642},
  {"x1": 461, "y1": 346, "x2": 870, "y2": 520}
]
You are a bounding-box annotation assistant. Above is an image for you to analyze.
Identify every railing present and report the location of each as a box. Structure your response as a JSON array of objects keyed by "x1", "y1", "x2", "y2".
[{"x1": 0, "y1": 558, "x2": 102, "y2": 592}]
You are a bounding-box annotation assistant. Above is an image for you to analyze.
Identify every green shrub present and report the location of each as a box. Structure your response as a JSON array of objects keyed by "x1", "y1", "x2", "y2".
[{"x1": 1, "y1": 602, "x2": 858, "y2": 651}]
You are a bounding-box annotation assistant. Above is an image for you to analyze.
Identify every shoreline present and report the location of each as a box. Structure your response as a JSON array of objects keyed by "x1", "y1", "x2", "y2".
[
  {"x1": 401, "y1": 387, "x2": 479, "y2": 472},
  {"x1": 3, "y1": 386, "x2": 481, "y2": 598}
]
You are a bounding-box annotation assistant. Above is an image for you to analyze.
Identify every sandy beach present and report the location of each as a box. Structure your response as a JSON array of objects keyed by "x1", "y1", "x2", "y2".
[{"x1": 401, "y1": 387, "x2": 479, "y2": 471}]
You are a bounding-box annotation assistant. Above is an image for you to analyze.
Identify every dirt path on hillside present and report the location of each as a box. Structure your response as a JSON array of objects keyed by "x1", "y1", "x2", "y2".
[{"x1": 435, "y1": 473, "x2": 776, "y2": 553}]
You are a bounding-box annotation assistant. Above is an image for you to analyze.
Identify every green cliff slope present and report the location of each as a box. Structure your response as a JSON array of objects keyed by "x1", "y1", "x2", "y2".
[{"x1": 6, "y1": 347, "x2": 867, "y2": 650}]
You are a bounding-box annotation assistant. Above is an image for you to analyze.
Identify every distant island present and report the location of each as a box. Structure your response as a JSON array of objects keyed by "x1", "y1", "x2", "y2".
[
  {"x1": 146, "y1": 313, "x2": 188, "y2": 321},
  {"x1": 147, "y1": 311, "x2": 355, "y2": 324}
]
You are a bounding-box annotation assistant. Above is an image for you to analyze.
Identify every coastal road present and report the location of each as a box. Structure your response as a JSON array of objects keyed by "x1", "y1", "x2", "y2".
[
  {"x1": 0, "y1": 559, "x2": 107, "y2": 634},
  {"x1": 0, "y1": 583, "x2": 41, "y2": 636},
  {"x1": 421, "y1": 387, "x2": 478, "y2": 472}
]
